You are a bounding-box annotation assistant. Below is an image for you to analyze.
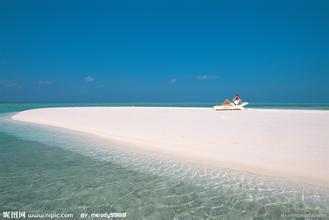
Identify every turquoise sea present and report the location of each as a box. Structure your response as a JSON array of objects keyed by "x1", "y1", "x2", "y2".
[
  {"x1": 1, "y1": 103, "x2": 329, "y2": 219},
  {"x1": 1, "y1": 102, "x2": 329, "y2": 113}
]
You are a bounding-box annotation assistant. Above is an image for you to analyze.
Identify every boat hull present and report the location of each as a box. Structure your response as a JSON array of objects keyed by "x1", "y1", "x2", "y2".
[{"x1": 213, "y1": 102, "x2": 248, "y2": 111}]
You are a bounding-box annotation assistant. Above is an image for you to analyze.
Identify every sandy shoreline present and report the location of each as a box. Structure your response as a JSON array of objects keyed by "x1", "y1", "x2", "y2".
[{"x1": 12, "y1": 107, "x2": 329, "y2": 186}]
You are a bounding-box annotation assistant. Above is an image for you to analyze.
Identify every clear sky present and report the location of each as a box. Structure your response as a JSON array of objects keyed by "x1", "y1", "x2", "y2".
[{"x1": 1, "y1": 0, "x2": 328, "y2": 103}]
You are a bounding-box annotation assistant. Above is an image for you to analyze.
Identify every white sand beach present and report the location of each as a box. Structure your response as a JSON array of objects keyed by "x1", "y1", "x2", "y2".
[{"x1": 12, "y1": 107, "x2": 329, "y2": 186}]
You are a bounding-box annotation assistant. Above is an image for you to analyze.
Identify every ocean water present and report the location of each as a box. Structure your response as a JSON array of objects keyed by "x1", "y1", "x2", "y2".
[
  {"x1": 1, "y1": 102, "x2": 329, "y2": 113},
  {"x1": 1, "y1": 103, "x2": 329, "y2": 219}
]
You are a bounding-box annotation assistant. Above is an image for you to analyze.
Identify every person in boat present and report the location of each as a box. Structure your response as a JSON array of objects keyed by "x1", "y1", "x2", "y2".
[
  {"x1": 232, "y1": 94, "x2": 243, "y2": 105},
  {"x1": 223, "y1": 98, "x2": 232, "y2": 105}
]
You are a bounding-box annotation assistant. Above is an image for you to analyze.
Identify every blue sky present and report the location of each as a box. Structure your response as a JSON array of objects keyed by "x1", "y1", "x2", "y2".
[{"x1": 0, "y1": 0, "x2": 328, "y2": 102}]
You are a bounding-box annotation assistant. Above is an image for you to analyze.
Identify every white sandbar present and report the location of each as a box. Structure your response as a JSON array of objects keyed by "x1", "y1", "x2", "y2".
[{"x1": 12, "y1": 107, "x2": 329, "y2": 186}]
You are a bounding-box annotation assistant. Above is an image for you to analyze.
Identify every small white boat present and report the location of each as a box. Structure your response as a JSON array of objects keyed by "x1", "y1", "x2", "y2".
[{"x1": 213, "y1": 102, "x2": 248, "y2": 111}]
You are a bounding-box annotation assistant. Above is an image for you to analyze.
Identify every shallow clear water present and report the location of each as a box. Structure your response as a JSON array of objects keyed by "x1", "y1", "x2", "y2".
[
  {"x1": 1, "y1": 104, "x2": 329, "y2": 219},
  {"x1": 1, "y1": 102, "x2": 329, "y2": 113}
]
